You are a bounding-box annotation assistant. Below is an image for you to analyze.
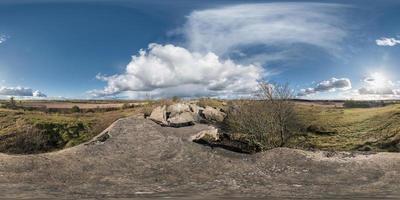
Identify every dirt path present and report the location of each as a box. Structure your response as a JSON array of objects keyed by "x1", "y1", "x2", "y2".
[{"x1": 0, "y1": 116, "x2": 399, "y2": 199}]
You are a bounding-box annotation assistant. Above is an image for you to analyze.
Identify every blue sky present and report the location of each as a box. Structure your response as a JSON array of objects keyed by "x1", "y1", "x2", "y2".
[{"x1": 0, "y1": 0, "x2": 400, "y2": 99}]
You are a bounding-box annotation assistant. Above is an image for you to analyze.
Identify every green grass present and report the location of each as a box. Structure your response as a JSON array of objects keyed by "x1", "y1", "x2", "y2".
[
  {"x1": 0, "y1": 107, "x2": 139, "y2": 154},
  {"x1": 289, "y1": 103, "x2": 400, "y2": 152}
]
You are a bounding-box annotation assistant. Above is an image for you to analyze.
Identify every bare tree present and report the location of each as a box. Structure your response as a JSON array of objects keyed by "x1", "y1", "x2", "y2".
[
  {"x1": 9, "y1": 97, "x2": 16, "y2": 109},
  {"x1": 258, "y1": 82, "x2": 296, "y2": 146},
  {"x1": 224, "y1": 82, "x2": 298, "y2": 151}
]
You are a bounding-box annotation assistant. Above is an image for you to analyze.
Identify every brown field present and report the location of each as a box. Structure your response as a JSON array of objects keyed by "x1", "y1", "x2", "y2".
[
  {"x1": 7, "y1": 101, "x2": 149, "y2": 109},
  {"x1": 293, "y1": 100, "x2": 344, "y2": 107}
]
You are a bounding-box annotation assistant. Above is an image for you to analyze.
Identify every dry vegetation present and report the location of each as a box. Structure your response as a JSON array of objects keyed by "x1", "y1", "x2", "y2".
[
  {"x1": 0, "y1": 95, "x2": 399, "y2": 155},
  {"x1": 200, "y1": 92, "x2": 400, "y2": 153},
  {"x1": 289, "y1": 103, "x2": 400, "y2": 152},
  {"x1": 0, "y1": 100, "x2": 146, "y2": 154},
  {"x1": 222, "y1": 83, "x2": 300, "y2": 152}
]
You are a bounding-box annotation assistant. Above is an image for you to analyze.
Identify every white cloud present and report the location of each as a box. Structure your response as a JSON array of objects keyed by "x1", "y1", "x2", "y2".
[
  {"x1": 298, "y1": 77, "x2": 351, "y2": 96},
  {"x1": 0, "y1": 35, "x2": 7, "y2": 44},
  {"x1": 357, "y1": 73, "x2": 397, "y2": 95},
  {"x1": 376, "y1": 37, "x2": 400, "y2": 46},
  {"x1": 0, "y1": 86, "x2": 47, "y2": 97},
  {"x1": 182, "y1": 3, "x2": 348, "y2": 62},
  {"x1": 89, "y1": 43, "x2": 264, "y2": 98}
]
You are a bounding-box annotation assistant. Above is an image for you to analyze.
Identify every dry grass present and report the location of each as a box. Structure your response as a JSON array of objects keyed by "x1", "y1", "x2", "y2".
[
  {"x1": 1, "y1": 98, "x2": 399, "y2": 154},
  {"x1": 197, "y1": 98, "x2": 226, "y2": 109},
  {"x1": 0, "y1": 107, "x2": 139, "y2": 154},
  {"x1": 288, "y1": 103, "x2": 400, "y2": 152}
]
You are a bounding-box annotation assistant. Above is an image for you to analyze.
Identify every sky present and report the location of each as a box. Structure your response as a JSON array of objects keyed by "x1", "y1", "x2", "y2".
[{"x1": 0, "y1": 0, "x2": 400, "y2": 100}]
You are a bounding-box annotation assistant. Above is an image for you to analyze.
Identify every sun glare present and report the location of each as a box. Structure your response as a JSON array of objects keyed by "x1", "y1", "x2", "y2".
[{"x1": 368, "y1": 72, "x2": 388, "y2": 89}]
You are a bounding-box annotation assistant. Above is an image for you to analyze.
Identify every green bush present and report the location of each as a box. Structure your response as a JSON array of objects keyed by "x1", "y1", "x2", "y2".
[
  {"x1": 122, "y1": 103, "x2": 134, "y2": 109},
  {"x1": 172, "y1": 96, "x2": 181, "y2": 102},
  {"x1": 71, "y1": 105, "x2": 81, "y2": 113}
]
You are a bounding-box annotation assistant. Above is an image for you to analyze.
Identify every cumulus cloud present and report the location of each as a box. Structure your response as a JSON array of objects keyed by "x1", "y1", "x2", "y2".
[
  {"x1": 298, "y1": 77, "x2": 351, "y2": 96},
  {"x1": 0, "y1": 86, "x2": 47, "y2": 97},
  {"x1": 357, "y1": 73, "x2": 397, "y2": 96},
  {"x1": 182, "y1": 3, "x2": 348, "y2": 62},
  {"x1": 376, "y1": 37, "x2": 400, "y2": 46},
  {"x1": 89, "y1": 43, "x2": 264, "y2": 98},
  {"x1": 358, "y1": 87, "x2": 395, "y2": 95}
]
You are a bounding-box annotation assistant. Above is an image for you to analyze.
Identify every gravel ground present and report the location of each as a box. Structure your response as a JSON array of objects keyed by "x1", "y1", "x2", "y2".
[{"x1": 0, "y1": 116, "x2": 399, "y2": 199}]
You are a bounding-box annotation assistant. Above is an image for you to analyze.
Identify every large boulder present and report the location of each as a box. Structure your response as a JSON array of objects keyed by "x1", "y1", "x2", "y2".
[
  {"x1": 167, "y1": 112, "x2": 196, "y2": 127},
  {"x1": 148, "y1": 103, "x2": 226, "y2": 127},
  {"x1": 202, "y1": 106, "x2": 226, "y2": 122},
  {"x1": 188, "y1": 104, "x2": 204, "y2": 121},
  {"x1": 167, "y1": 103, "x2": 191, "y2": 118},
  {"x1": 148, "y1": 105, "x2": 168, "y2": 126}
]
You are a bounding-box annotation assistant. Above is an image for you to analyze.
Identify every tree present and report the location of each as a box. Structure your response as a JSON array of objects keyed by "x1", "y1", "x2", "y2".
[
  {"x1": 122, "y1": 103, "x2": 133, "y2": 109},
  {"x1": 9, "y1": 97, "x2": 16, "y2": 109},
  {"x1": 172, "y1": 96, "x2": 181, "y2": 102},
  {"x1": 224, "y1": 82, "x2": 298, "y2": 151},
  {"x1": 258, "y1": 82, "x2": 297, "y2": 146},
  {"x1": 71, "y1": 105, "x2": 81, "y2": 113}
]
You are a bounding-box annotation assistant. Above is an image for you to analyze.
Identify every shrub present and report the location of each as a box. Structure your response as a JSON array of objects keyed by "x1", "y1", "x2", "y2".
[
  {"x1": 71, "y1": 105, "x2": 81, "y2": 113},
  {"x1": 224, "y1": 82, "x2": 299, "y2": 151},
  {"x1": 142, "y1": 105, "x2": 154, "y2": 118},
  {"x1": 172, "y1": 96, "x2": 181, "y2": 102},
  {"x1": 224, "y1": 100, "x2": 273, "y2": 151},
  {"x1": 3, "y1": 97, "x2": 18, "y2": 109},
  {"x1": 0, "y1": 125, "x2": 64, "y2": 154},
  {"x1": 9, "y1": 97, "x2": 16, "y2": 108},
  {"x1": 122, "y1": 103, "x2": 133, "y2": 109}
]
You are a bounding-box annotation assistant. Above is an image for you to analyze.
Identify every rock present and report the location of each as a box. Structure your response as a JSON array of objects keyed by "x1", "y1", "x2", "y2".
[
  {"x1": 167, "y1": 103, "x2": 191, "y2": 118},
  {"x1": 188, "y1": 104, "x2": 204, "y2": 121},
  {"x1": 149, "y1": 103, "x2": 225, "y2": 127},
  {"x1": 202, "y1": 106, "x2": 226, "y2": 122},
  {"x1": 167, "y1": 112, "x2": 195, "y2": 127},
  {"x1": 190, "y1": 127, "x2": 220, "y2": 142},
  {"x1": 148, "y1": 105, "x2": 168, "y2": 125},
  {"x1": 86, "y1": 132, "x2": 111, "y2": 145}
]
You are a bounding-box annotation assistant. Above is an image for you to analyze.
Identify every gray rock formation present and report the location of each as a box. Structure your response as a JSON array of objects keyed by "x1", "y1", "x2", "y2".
[
  {"x1": 167, "y1": 103, "x2": 191, "y2": 118},
  {"x1": 202, "y1": 106, "x2": 226, "y2": 122},
  {"x1": 167, "y1": 112, "x2": 196, "y2": 127},
  {"x1": 190, "y1": 127, "x2": 220, "y2": 142},
  {"x1": 148, "y1": 102, "x2": 226, "y2": 127},
  {"x1": 148, "y1": 105, "x2": 168, "y2": 125}
]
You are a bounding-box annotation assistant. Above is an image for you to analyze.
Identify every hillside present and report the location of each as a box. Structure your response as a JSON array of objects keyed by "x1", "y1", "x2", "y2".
[
  {"x1": 0, "y1": 107, "x2": 139, "y2": 154},
  {"x1": 292, "y1": 103, "x2": 400, "y2": 152},
  {"x1": 0, "y1": 116, "x2": 399, "y2": 199}
]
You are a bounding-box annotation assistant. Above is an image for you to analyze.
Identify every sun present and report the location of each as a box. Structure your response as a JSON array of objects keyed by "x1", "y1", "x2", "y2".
[{"x1": 368, "y1": 72, "x2": 389, "y2": 89}]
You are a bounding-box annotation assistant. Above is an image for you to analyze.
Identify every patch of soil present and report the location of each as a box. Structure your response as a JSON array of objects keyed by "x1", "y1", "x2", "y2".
[{"x1": 306, "y1": 125, "x2": 337, "y2": 135}]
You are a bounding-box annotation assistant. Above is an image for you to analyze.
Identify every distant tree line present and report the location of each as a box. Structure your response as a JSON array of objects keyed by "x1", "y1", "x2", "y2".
[{"x1": 343, "y1": 100, "x2": 387, "y2": 108}]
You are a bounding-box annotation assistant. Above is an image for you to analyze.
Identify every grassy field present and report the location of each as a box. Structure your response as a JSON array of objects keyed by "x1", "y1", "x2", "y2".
[
  {"x1": 0, "y1": 99, "x2": 149, "y2": 109},
  {"x1": 290, "y1": 103, "x2": 400, "y2": 152},
  {"x1": 0, "y1": 105, "x2": 149, "y2": 154},
  {"x1": 0, "y1": 98, "x2": 399, "y2": 154}
]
